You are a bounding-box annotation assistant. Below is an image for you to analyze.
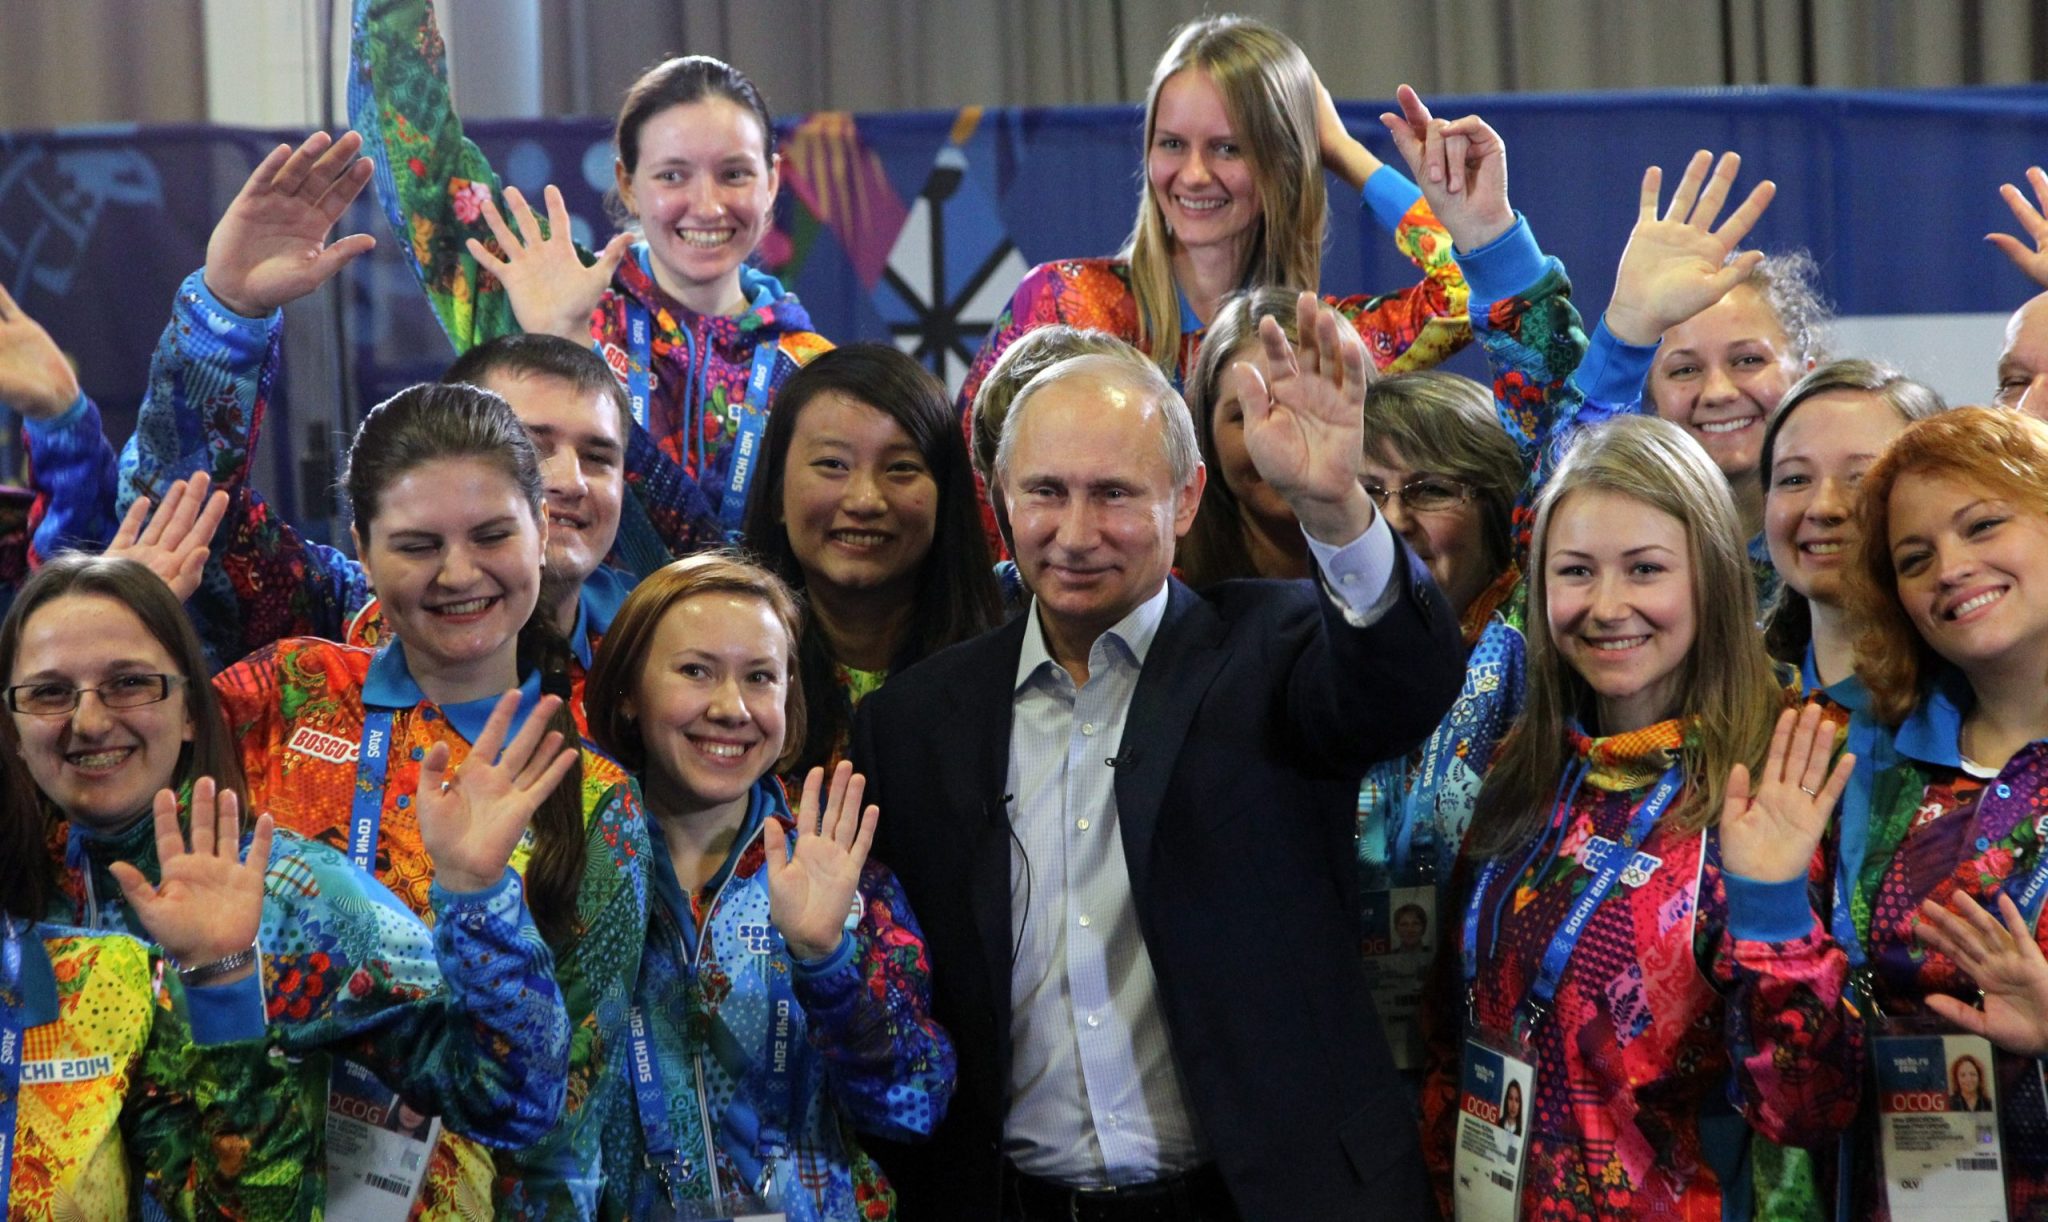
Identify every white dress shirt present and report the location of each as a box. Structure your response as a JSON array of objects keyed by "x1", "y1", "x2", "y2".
[{"x1": 1001, "y1": 513, "x2": 1401, "y2": 1186}]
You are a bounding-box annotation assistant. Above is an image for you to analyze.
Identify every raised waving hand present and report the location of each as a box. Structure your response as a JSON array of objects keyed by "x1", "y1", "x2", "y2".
[
  {"x1": 1602, "y1": 150, "x2": 1777, "y2": 345},
  {"x1": 417, "y1": 691, "x2": 579, "y2": 893},
  {"x1": 1718, "y1": 703, "x2": 1853, "y2": 885},
  {"x1": 465, "y1": 184, "x2": 635, "y2": 343},
  {"x1": 204, "y1": 130, "x2": 377, "y2": 317},
  {"x1": 1230, "y1": 292, "x2": 1378, "y2": 545},
  {"x1": 1988, "y1": 166, "x2": 2048, "y2": 289},
  {"x1": 764, "y1": 760, "x2": 881, "y2": 961},
  {"x1": 1378, "y1": 84, "x2": 1514, "y2": 252},
  {"x1": 104, "y1": 471, "x2": 230, "y2": 602},
  {"x1": 0, "y1": 283, "x2": 82, "y2": 421},
  {"x1": 110, "y1": 777, "x2": 275, "y2": 984},
  {"x1": 1917, "y1": 890, "x2": 2048, "y2": 1055}
]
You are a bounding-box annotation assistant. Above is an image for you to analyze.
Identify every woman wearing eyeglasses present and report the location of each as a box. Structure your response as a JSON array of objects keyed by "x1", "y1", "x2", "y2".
[{"x1": 2, "y1": 553, "x2": 574, "y2": 1217}]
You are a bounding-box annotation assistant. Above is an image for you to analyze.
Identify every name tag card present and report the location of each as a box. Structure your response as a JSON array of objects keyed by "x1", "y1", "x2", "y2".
[
  {"x1": 1454, "y1": 1037, "x2": 1534, "y2": 1222},
  {"x1": 1874, "y1": 1032, "x2": 2006, "y2": 1222},
  {"x1": 1360, "y1": 886, "x2": 1436, "y2": 1071},
  {"x1": 323, "y1": 1058, "x2": 440, "y2": 1222}
]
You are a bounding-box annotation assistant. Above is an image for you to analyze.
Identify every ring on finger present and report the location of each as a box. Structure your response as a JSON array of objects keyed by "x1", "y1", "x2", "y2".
[{"x1": 1798, "y1": 784, "x2": 1819, "y2": 798}]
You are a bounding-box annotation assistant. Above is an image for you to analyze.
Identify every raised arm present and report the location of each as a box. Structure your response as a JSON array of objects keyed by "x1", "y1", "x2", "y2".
[
  {"x1": 0, "y1": 283, "x2": 118, "y2": 560},
  {"x1": 1713, "y1": 704, "x2": 1865, "y2": 1145},
  {"x1": 117, "y1": 132, "x2": 377, "y2": 663},
  {"x1": 349, "y1": 0, "x2": 548, "y2": 351},
  {"x1": 771, "y1": 762, "x2": 956, "y2": 1137}
]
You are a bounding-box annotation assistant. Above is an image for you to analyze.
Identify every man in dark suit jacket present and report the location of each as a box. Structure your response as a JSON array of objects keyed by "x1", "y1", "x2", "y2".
[{"x1": 855, "y1": 296, "x2": 1464, "y2": 1220}]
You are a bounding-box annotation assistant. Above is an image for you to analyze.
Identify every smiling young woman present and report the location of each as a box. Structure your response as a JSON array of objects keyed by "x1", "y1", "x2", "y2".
[{"x1": 1423, "y1": 416, "x2": 1860, "y2": 1219}]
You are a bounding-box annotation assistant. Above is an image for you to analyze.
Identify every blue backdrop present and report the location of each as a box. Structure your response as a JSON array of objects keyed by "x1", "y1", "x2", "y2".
[{"x1": 4, "y1": 84, "x2": 2046, "y2": 531}]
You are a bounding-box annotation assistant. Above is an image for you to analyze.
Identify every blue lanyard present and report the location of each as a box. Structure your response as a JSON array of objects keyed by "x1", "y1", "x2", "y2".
[
  {"x1": 1393, "y1": 714, "x2": 1468, "y2": 879},
  {"x1": 1, "y1": 918, "x2": 58, "y2": 1218},
  {"x1": 349, "y1": 711, "x2": 395, "y2": 872},
  {"x1": 1464, "y1": 764, "x2": 1683, "y2": 1034},
  {"x1": 623, "y1": 303, "x2": 654, "y2": 431},
  {"x1": 620, "y1": 298, "x2": 778, "y2": 543},
  {"x1": 627, "y1": 918, "x2": 804, "y2": 1203},
  {"x1": 625, "y1": 1002, "x2": 695, "y2": 1207},
  {"x1": 717, "y1": 344, "x2": 778, "y2": 545}
]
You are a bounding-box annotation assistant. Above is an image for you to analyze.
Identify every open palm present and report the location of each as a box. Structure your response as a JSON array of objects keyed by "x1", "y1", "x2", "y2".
[
  {"x1": 1918, "y1": 890, "x2": 2048, "y2": 1055},
  {"x1": 111, "y1": 777, "x2": 274, "y2": 968},
  {"x1": 466, "y1": 184, "x2": 633, "y2": 342},
  {"x1": 1988, "y1": 166, "x2": 2048, "y2": 289},
  {"x1": 203, "y1": 130, "x2": 377, "y2": 317},
  {"x1": 106, "y1": 471, "x2": 230, "y2": 602},
  {"x1": 0, "y1": 283, "x2": 81, "y2": 420},
  {"x1": 764, "y1": 761, "x2": 879, "y2": 961},
  {"x1": 1603, "y1": 150, "x2": 1776, "y2": 345},
  {"x1": 1719, "y1": 703, "x2": 1853, "y2": 885},
  {"x1": 1229, "y1": 292, "x2": 1377, "y2": 543},
  {"x1": 417, "y1": 692, "x2": 578, "y2": 894}
]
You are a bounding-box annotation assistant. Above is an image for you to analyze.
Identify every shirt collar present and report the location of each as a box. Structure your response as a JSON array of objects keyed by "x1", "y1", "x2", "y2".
[
  {"x1": 361, "y1": 639, "x2": 545, "y2": 746},
  {"x1": 1895, "y1": 666, "x2": 1974, "y2": 768},
  {"x1": 572, "y1": 565, "x2": 636, "y2": 669},
  {"x1": 1014, "y1": 581, "x2": 1171, "y2": 692}
]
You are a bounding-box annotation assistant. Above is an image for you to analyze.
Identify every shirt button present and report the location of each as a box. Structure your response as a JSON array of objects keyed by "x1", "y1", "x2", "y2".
[
  {"x1": 1086, "y1": 1014, "x2": 1101, "y2": 1029},
  {"x1": 1976, "y1": 838, "x2": 1993, "y2": 852},
  {"x1": 1341, "y1": 572, "x2": 1359, "y2": 584},
  {"x1": 1077, "y1": 818, "x2": 1091, "y2": 831},
  {"x1": 1082, "y1": 723, "x2": 1096, "y2": 736},
  {"x1": 1997, "y1": 784, "x2": 2013, "y2": 799},
  {"x1": 1078, "y1": 914, "x2": 1092, "y2": 928},
  {"x1": 409, "y1": 746, "x2": 424, "y2": 761},
  {"x1": 396, "y1": 795, "x2": 410, "y2": 809}
]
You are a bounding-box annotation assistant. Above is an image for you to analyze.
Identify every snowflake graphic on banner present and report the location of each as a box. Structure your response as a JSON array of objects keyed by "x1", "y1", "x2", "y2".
[{"x1": 873, "y1": 140, "x2": 1028, "y2": 395}]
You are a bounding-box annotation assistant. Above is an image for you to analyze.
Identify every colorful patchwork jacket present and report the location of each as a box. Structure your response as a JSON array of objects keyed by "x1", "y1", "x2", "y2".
[
  {"x1": 958, "y1": 168, "x2": 1470, "y2": 416},
  {"x1": 2, "y1": 919, "x2": 309, "y2": 1219},
  {"x1": 608, "y1": 778, "x2": 952, "y2": 1221},
  {"x1": 115, "y1": 269, "x2": 721, "y2": 672},
  {"x1": 349, "y1": 0, "x2": 831, "y2": 522},
  {"x1": 1836, "y1": 669, "x2": 2048, "y2": 1219},
  {"x1": 1357, "y1": 216, "x2": 1656, "y2": 909},
  {"x1": 211, "y1": 634, "x2": 651, "y2": 1219},
  {"x1": 1421, "y1": 718, "x2": 1864, "y2": 1221}
]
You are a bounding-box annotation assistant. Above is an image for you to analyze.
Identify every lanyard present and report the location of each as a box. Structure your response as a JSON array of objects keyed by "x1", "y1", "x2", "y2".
[
  {"x1": 628, "y1": 912, "x2": 804, "y2": 1206},
  {"x1": 1, "y1": 918, "x2": 57, "y2": 1219},
  {"x1": 621, "y1": 298, "x2": 779, "y2": 544},
  {"x1": 349, "y1": 711, "x2": 395, "y2": 872},
  {"x1": 1394, "y1": 712, "x2": 1468, "y2": 880},
  {"x1": 717, "y1": 344, "x2": 778, "y2": 544},
  {"x1": 1464, "y1": 764, "x2": 1683, "y2": 1034}
]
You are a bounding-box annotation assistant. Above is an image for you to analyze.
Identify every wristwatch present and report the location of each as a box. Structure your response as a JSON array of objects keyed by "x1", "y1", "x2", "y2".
[{"x1": 175, "y1": 943, "x2": 259, "y2": 986}]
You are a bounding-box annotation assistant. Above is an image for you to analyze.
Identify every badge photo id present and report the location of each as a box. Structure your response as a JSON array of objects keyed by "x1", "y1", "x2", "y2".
[
  {"x1": 1454, "y1": 1037, "x2": 1534, "y2": 1222},
  {"x1": 1360, "y1": 885, "x2": 1436, "y2": 1071},
  {"x1": 1873, "y1": 1031, "x2": 2006, "y2": 1222}
]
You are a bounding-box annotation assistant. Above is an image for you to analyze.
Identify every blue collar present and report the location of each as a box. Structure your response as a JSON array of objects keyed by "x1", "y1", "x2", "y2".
[
  {"x1": 1801, "y1": 642, "x2": 1870, "y2": 715},
  {"x1": 1894, "y1": 667, "x2": 1975, "y2": 769},
  {"x1": 1176, "y1": 285, "x2": 1203, "y2": 336},
  {"x1": 571, "y1": 565, "x2": 635, "y2": 670},
  {"x1": 361, "y1": 639, "x2": 546, "y2": 746}
]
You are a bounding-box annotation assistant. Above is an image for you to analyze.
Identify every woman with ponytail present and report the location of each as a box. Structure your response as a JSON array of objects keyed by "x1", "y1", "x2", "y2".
[{"x1": 209, "y1": 383, "x2": 651, "y2": 1217}]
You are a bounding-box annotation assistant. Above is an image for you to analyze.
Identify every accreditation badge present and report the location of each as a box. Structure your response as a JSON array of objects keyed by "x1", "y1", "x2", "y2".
[
  {"x1": 1873, "y1": 1031, "x2": 2006, "y2": 1222},
  {"x1": 1454, "y1": 1036, "x2": 1534, "y2": 1222},
  {"x1": 322, "y1": 1058, "x2": 440, "y2": 1222},
  {"x1": 1360, "y1": 885, "x2": 1437, "y2": 1070}
]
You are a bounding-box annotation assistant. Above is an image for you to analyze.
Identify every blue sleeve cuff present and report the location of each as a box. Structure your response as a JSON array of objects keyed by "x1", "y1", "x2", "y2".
[
  {"x1": 791, "y1": 931, "x2": 856, "y2": 981},
  {"x1": 430, "y1": 866, "x2": 522, "y2": 908},
  {"x1": 1725, "y1": 871, "x2": 1822, "y2": 943},
  {"x1": 21, "y1": 392, "x2": 90, "y2": 441},
  {"x1": 1360, "y1": 166, "x2": 1424, "y2": 231},
  {"x1": 1575, "y1": 319, "x2": 1659, "y2": 411},
  {"x1": 1456, "y1": 215, "x2": 1547, "y2": 308},
  {"x1": 184, "y1": 966, "x2": 269, "y2": 1045}
]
